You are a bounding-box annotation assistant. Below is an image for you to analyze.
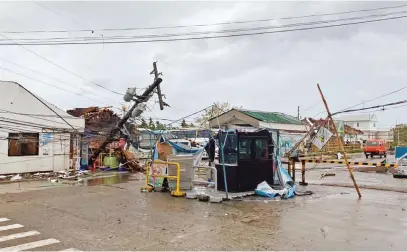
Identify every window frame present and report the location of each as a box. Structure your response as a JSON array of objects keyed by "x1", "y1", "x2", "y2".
[
  {"x1": 238, "y1": 136, "x2": 270, "y2": 161},
  {"x1": 8, "y1": 133, "x2": 40, "y2": 157}
]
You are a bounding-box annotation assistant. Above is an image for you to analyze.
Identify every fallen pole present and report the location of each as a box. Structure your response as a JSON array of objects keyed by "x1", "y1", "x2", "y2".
[
  {"x1": 317, "y1": 83, "x2": 362, "y2": 198},
  {"x1": 89, "y1": 77, "x2": 163, "y2": 163}
]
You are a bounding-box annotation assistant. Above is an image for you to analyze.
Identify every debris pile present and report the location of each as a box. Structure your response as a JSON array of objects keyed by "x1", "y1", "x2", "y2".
[{"x1": 122, "y1": 150, "x2": 144, "y2": 172}]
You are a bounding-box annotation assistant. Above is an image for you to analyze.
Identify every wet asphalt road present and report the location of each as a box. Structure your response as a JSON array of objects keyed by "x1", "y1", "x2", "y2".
[{"x1": 0, "y1": 172, "x2": 407, "y2": 251}]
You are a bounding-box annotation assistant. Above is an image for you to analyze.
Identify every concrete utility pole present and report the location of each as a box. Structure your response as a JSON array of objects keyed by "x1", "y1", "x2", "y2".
[
  {"x1": 89, "y1": 65, "x2": 164, "y2": 163},
  {"x1": 297, "y1": 106, "x2": 300, "y2": 119},
  {"x1": 151, "y1": 61, "x2": 164, "y2": 111}
]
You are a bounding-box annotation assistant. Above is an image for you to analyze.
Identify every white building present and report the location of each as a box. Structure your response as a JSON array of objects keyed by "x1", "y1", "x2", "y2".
[
  {"x1": 335, "y1": 113, "x2": 392, "y2": 142},
  {"x1": 0, "y1": 81, "x2": 85, "y2": 174},
  {"x1": 208, "y1": 108, "x2": 308, "y2": 132}
]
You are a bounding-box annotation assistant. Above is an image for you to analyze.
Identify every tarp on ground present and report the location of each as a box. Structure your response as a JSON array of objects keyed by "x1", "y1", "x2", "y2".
[{"x1": 256, "y1": 154, "x2": 296, "y2": 199}]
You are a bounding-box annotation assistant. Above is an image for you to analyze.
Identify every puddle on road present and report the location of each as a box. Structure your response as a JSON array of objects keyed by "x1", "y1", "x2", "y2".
[{"x1": 81, "y1": 173, "x2": 131, "y2": 186}]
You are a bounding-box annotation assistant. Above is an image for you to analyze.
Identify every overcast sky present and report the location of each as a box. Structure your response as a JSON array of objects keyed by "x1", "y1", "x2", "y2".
[{"x1": 0, "y1": 1, "x2": 406, "y2": 129}]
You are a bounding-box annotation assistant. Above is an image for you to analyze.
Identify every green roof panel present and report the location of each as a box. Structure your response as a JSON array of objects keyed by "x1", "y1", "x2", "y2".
[{"x1": 238, "y1": 109, "x2": 303, "y2": 125}]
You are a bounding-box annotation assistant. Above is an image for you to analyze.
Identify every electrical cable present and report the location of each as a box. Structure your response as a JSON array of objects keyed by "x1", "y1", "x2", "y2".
[
  {"x1": 3, "y1": 10, "x2": 406, "y2": 43},
  {"x1": 332, "y1": 100, "x2": 407, "y2": 116},
  {"x1": 0, "y1": 33, "x2": 124, "y2": 95},
  {"x1": 335, "y1": 86, "x2": 407, "y2": 113},
  {"x1": 0, "y1": 14, "x2": 406, "y2": 46},
  {"x1": 0, "y1": 56, "x2": 121, "y2": 105},
  {"x1": 0, "y1": 66, "x2": 121, "y2": 108},
  {"x1": 2, "y1": 3, "x2": 407, "y2": 34}
]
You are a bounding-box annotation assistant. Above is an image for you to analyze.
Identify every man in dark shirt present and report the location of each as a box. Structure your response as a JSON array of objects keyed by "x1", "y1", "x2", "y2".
[{"x1": 205, "y1": 137, "x2": 216, "y2": 166}]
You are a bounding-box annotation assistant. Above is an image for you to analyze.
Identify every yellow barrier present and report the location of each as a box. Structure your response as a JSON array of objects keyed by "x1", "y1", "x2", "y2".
[{"x1": 141, "y1": 160, "x2": 185, "y2": 197}]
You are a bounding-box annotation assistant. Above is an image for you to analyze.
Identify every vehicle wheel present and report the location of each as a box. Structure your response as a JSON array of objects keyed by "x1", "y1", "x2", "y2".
[
  {"x1": 365, "y1": 155, "x2": 369, "y2": 159},
  {"x1": 384, "y1": 154, "x2": 387, "y2": 158},
  {"x1": 371, "y1": 154, "x2": 374, "y2": 158},
  {"x1": 379, "y1": 155, "x2": 382, "y2": 158}
]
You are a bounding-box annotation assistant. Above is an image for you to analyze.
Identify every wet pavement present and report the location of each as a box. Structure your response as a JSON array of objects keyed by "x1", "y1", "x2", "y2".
[{"x1": 0, "y1": 170, "x2": 406, "y2": 250}]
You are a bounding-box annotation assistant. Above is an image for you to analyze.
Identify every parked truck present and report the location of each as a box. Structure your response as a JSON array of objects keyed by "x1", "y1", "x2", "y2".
[{"x1": 363, "y1": 139, "x2": 387, "y2": 158}]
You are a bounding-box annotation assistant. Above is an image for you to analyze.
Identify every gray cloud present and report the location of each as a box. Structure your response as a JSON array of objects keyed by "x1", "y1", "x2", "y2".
[{"x1": 0, "y1": 1, "x2": 406, "y2": 129}]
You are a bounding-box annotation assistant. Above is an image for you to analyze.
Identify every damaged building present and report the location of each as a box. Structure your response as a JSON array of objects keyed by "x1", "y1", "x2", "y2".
[{"x1": 0, "y1": 81, "x2": 85, "y2": 175}]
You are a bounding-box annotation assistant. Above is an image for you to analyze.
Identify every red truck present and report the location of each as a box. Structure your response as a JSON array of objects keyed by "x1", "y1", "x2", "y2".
[{"x1": 363, "y1": 139, "x2": 387, "y2": 158}]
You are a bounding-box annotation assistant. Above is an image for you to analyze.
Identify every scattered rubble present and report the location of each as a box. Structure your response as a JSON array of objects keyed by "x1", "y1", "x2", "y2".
[
  {"x1": 10, "y1": 174, "x2": 22, "y2": 181},
  {"x1": 320, "y1": 172, "x2": 336, "y2": 179}
]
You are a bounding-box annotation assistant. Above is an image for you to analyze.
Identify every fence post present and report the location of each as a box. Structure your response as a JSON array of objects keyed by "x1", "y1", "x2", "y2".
[
  {"x1": 299, "y1": 160, "x2": 308, "y2": 186},
  {"x1": 288, "y1": 159, "x2": 292, "y2": 177},
  {"x1": 291, "y1": 158, "x2": 296, "y2": 181}
]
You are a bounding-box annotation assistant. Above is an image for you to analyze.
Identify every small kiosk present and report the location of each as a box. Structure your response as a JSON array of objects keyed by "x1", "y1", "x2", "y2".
[{"x1": 215, "y1": 129, "x2": 274, "y2": 192}]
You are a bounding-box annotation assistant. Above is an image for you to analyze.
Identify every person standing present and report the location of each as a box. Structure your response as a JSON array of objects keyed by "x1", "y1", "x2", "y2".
[{"x1": 205, "y1": 137, "x2": 216, "y2": 166}]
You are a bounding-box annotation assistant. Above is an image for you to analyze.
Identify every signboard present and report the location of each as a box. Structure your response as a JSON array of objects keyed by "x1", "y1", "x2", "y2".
[
  {"x1": 334, "y1": 120, "x2": 345, "y2": 136},
  {"x1": 40, "y1": 133, "x2": 53, "y2": 156},
  {"x1": 312, "y1": 127, "x2": 333, "y2": 149},
  {"x1": 81, "y1": 143, "x2": 89, "y2": 166}
]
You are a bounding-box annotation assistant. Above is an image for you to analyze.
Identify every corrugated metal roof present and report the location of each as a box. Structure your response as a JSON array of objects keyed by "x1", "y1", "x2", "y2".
[{"x1": 238, "y1": 109, "x2": 303, "y2": 125}]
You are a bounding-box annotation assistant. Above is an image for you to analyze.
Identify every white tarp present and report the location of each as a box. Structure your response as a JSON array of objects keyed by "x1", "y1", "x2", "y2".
[{"x1": 312, "y1": 127, "x2": 333, "y2": 149}]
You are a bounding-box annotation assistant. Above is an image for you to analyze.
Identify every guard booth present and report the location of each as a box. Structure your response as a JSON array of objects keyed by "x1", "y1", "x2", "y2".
[{"x1": 215, "y1": 129, "x2": 274, "y2": 192}]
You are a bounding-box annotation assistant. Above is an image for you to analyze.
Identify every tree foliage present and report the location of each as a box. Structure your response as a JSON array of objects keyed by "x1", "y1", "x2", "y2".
[
  {"x1": 195, "y1": 102, "x2": 237, "y2": 128},
  {"x1": 181, "y1": 119, "x2": 188, "y2": 128},
  {"x1": 393, "y1": 125, "x2": 407, "y2": 146},
  {"x1": 148, "y1": 117, "x2": 155, "y2": 130},
  {"x1": 155, "y1": 121, "x2": 165, "y2": 130},
  {"x1": 139, "y1": 118, "x2": 148, "y2": 129}
]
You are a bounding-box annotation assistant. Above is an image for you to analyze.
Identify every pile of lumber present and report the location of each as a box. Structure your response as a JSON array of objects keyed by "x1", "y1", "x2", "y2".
[{"x1": 123, "y1": 150, "x2": 144, "y2": 172}]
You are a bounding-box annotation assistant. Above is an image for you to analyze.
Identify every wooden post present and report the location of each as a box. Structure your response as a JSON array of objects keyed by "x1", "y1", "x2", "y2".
[
  {"x1": 317, "y1": 84, "x2": 362, "y2": 198},
  {"x1": 291, "y1": 158, "x2": 296, "y2": 181},
  {"x1": 288, "y1": 159, "x2": 292, "y2": 177},
  {"x1": 299, "y1": 160, "x2": 308, "y2": 186}
]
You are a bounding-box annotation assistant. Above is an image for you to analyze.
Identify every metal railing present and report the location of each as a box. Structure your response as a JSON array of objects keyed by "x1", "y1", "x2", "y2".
[
  {"x1": 193, "y1": 165, "x2": 218, "y2": 191},
  {"x1": 141, "y1": 160, "x2": 185, "y2": 197}
]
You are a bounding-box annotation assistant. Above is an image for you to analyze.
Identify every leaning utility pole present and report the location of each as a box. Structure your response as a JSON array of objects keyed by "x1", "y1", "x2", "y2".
[
  {"x1": 89, "y1": 63, "x2": 164, "y2": 163},
  {"x1": 317, "y1": 83, "x2": 362, "y2": 198}
]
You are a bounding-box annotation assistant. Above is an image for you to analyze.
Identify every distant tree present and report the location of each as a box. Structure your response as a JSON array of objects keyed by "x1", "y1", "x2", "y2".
[
  {"x1": 181, "y1": 119, "x2": 188, "y2": 128},
  {"x1": 148, "y1": 117, "x2": 156, "y2": 130},
  {"x1": 393, "y1": 125, "x2": 407, "y2": 146},
  {"x1": 155, "y1": 121, "x2": 165, "y2": 130},
  {"x1": 189, "y1": 122, "x2": 195, "y2": 128},
  {"x1": 140, "y1": 118, "x2": 148, "y2": 129},
  {"x1": 195, "y1": 102, "x2": 241, "y2": 128}
]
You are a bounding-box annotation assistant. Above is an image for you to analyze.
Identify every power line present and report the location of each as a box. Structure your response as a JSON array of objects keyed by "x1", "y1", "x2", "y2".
[
  {"x1": 2, "y1": 10, "x2": 406, "y2": 43},
  {"x1": 336, "y1": 86, "x2": 407, "y2": 112},
  {"x1": 0, "y1": 33, "x2": 124, "y2": 95},
  {"x1": 301, "y1": 100, "x2": 322, "y2": 112},
  {"x1": 0, "y1": 66, "x2": 121, "y2": 109},
  {"x1": 1, "y1": 14, "x2": 405, "y2": 46},
  {"x1": 0, "y1": 56, "x2": 120, "y2": 105},
  {"x1": 32, "y1": 2, "x2": 94, "y2": 33},
  {"x1": 332, "y1": 100, "x2": 407, "y2": 116},
  {"x1": 2, "y1": 3, "x2": 407, "y2": 34}
]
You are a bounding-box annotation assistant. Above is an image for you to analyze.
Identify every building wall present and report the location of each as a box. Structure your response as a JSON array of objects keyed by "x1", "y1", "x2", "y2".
[
  {"x1": 344, "y1": 120, "x2": 377, "y2": 132},
  {"x1": 0, "y1": 132, "x2": 71, "y2": 174},
  {"x1": 0, "y1": 81, "x2": 85, "y2": 174}
]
